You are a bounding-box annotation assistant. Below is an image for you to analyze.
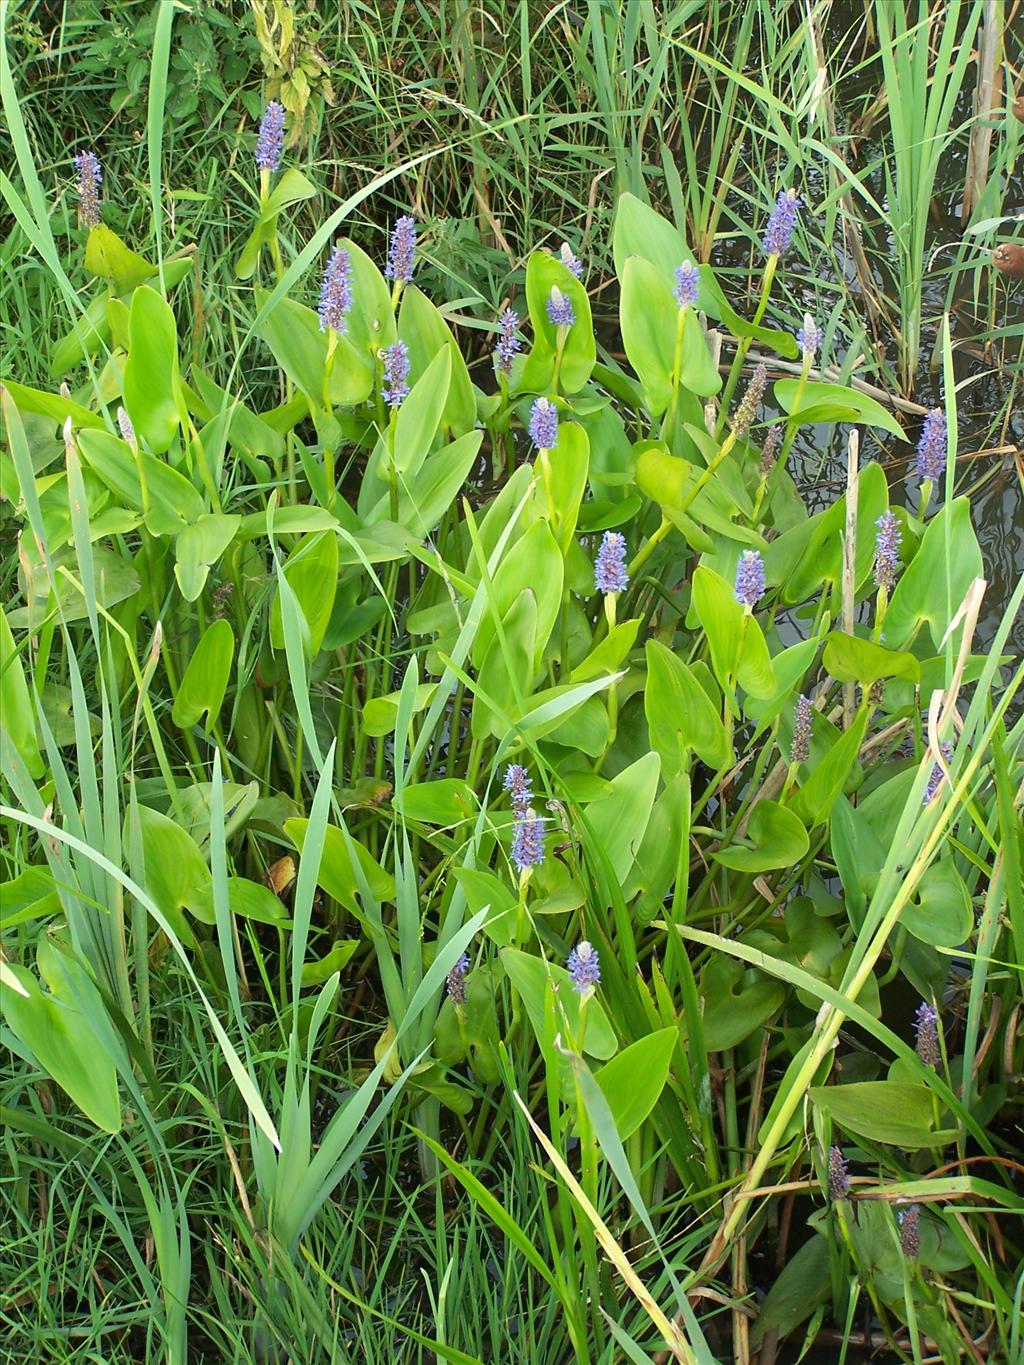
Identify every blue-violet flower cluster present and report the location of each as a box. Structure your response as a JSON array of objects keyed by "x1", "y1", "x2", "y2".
[
  {"x1": 874, "y1": 511, "x2": 901, "y2": 591},
  {"x1": 382, "y1": 340, "x2": 411, "y2": 408},
  {"x1": 796, "y1": 313, "x2": 820, "y2": 361},
  {"x1": 916, "y1": 408, "x2": 947, "y2": 482},
  {"x1": 674, "y1": 261, "x2": 700, "y2": 309},
  {"x1": 566, "y1": 940, "x2": 601, "y2": 995},
  {"x1": 763, "y1": 189, "x2": 801, "y2": 258},
  {"x1": 255, "y1": 101, "x2": 285, "y2": 172},
  {"x1": 735, "y1": 550, "x2": 766, "y2": 609},
  {"x1": 385, "y1": 215, "x2": 416, "y2": 284},
  {"x1": 318, "y1": 246, "x2": 353, "y2": 333},
  {"x1": 594, "y1": 531, "x2": 629, "y2": 595},
  {"x1": 494, "y1": 308, "x2": 521, "y2": 375},
  {"x1": 560, "y1": 242, "x2": 584, "y2": 278},
  {"x1": 529, "y1": 397, "x2": 558, "y2": 450},
  {"x1": 546, "y1": 286, "x2": 576, "y2": 328}
]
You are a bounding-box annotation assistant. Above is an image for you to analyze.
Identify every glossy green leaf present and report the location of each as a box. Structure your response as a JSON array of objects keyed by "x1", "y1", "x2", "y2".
[
  {"x1": 172, "y1": 618, "x2": 235, "y2": 730},
  {"x1": 620, "y1": 256, "x2": 675, "y2": 414},
  {"x1": 701, "y1": 956, "x2": 787, "y2": 1051},
  {"x1": 793, "y1": 709, "x2": 868, "y2": 827},
  {"x1": 644, "y1": 639, "x2": 731, "y2": 773},
  {"x1": 269, "y1": 530, "x2": 338, "y2": 657},
  {"x1": 84, "y1": 224, "x2": 158, "y2": 292},
  {"x1": 810, "y1": 1081, "x2": 953, "y2": 1148},
  {"x1": 190, "y1": 876, "x2": 291, "y2": 926},
  {"x1": 500, "y1": 947, "x2": 617, "y2": 1059},
  {"x1": 301, "y1": 940, "x2": 360, "y2": 987},
  {"x1": 173, "y1": 513, "x2": 239, "y2": 602},
  {"x1": 884, "y1": 498, "x2": 984, "y2": 649},
  {"x1": 0, "y1": 611, "x2": 43, "y2": 777},
  {"x1": 903, "y1": 859, "x2": 973, "y2": 947},
  {"x1": 285, "y1": 818, "x2": 395, "y2": 912},
  {"x1": 398, "y1": 285, "x2": 475, "y2": 436},
  {"x1": 714, "y1": 799, "x2": 809, "y2": 872},
  {"x1": 123, "y1": 285, "x2": 181, "y2": 453},
  {"x1": 823, "y1": 632, "x2": 920, "y2": 684},
  {"x1": 593, "y1": 1028, "x2": 677, "y2": 1140},
  {"x1": 2, "y1": 956, "x2": 121, "y2": 1133},
  {"x1": 583, "y1": 752, "x2": 661, "y2": 885},
  {"x1": 519, "y1": 251, "x2": 596, "y2": 394},
  {"x1": 773, "y1": 380, "x2": 906, "y2": 438},
  {"x1": 256, "y1": 292, "x2": 374, "y2": 407},
  {"x1": 392, "y1": 779, "x2": 477, "y2": 827},
  {"x1": 0, "y1": 867, "x2": 62, "y2": 930},
  {"x1": 77, "y1": 428, "x2": 206, "y2": 532}
]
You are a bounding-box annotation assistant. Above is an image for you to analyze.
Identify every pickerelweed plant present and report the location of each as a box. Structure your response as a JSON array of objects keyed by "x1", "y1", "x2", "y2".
[{"x1": 2, "y1": 145, "x2": 1022, "y2": 1364}]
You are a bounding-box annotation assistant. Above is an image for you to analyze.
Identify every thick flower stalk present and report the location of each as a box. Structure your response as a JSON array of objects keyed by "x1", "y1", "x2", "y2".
[
  {"x1": 790, "y1": 694, "x2": 813, "y2": 764},
  {"x1": 828, "y1": 1146, "x2": 850, "y2": 1202},
  {"x1": 730, "y1": 363, "x2": 768, "y2": 437},
  {"x1": 503, "y1": 764, "x2": 533, "y2": 816}
]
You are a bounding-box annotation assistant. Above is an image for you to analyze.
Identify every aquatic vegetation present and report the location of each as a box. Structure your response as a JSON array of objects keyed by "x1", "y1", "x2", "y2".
[{"x1": 1, "y1": 6, "x2": 1021, "y2": 1363}]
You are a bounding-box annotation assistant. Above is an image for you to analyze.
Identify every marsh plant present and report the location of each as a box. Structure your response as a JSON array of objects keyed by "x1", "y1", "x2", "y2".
[{"x1": 2, "y1": 31, "x2": 1023, "y2": 1365}]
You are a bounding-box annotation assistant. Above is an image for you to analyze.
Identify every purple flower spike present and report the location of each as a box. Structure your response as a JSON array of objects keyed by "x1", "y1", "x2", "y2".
[
  {"x1": 385, "y1": 214, "x2": 416, "y2": 284},
  {"x1": 874, "y1": 510, "x2": 902, "y2": 592},
  {"x1": 382, "y1": 340, "x2": 411, "y2": 408},
  {"x1": 566, "y1": 940, "x2": 601, "y2": 995},
  {"x1": 763, "y1": 188, "x2": 802, "y2": 258},
  {"x1": 546, "y1": 286, "x2": 576, "y2": 329},
  {"x1": 318, "y1": 246, "x2": 353, "y2": 333},
  {"x1": 674, "y1": 261, "x2": 700, "y2": 309},
  {"x1": 828, "y1": 1146, "x2": 850, "y2": 1201},
  {"x1": 796, "y1": 313, "x2": 820, "y2": 361},
  {"x1": 255, "y1": 101, "x2": 285, "y2": 171},
  {"x1": 511, "y1": 807, "x2": 546, "y2": 872},
  {"x1": 74, "y1": 151, "x2": 102, "y2": 228},
  {"x1": 529, "y1": 397, "x2": 558, "y2": 451},
  {"x1": 446, "y1": 951, "x2": 470, "y2": 1006},
  {"x1": 916, "y1": 408, "x2": 947, "y2": 482},
  {"x1": 594, "y1": 531, "x2": 629, "y2": 595},
  {"x1": 898, "y1": 1205, "x2": 920, "y2": 1260},
  {"x1": 790, "y1": 694, "x2": 812, "y2": 764},
  {"x1": 923, "y1": 739, "x2": 954, "y2": 804},
  {"x1": 503, "y1": 764, "x2": 533, "y2": 815},
  {"x1": 915, "y1": 1002, "x2": 939, "y2": 1067},
  {"x1": 495, "y1": 308, "x2": 521, "y2": 375},
  {"x1": 735, "y1": 550, "x2": 766, "y2": 609},
  {"x1": 560, "y1": 242, "x2": 584, "y2": 278}
]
